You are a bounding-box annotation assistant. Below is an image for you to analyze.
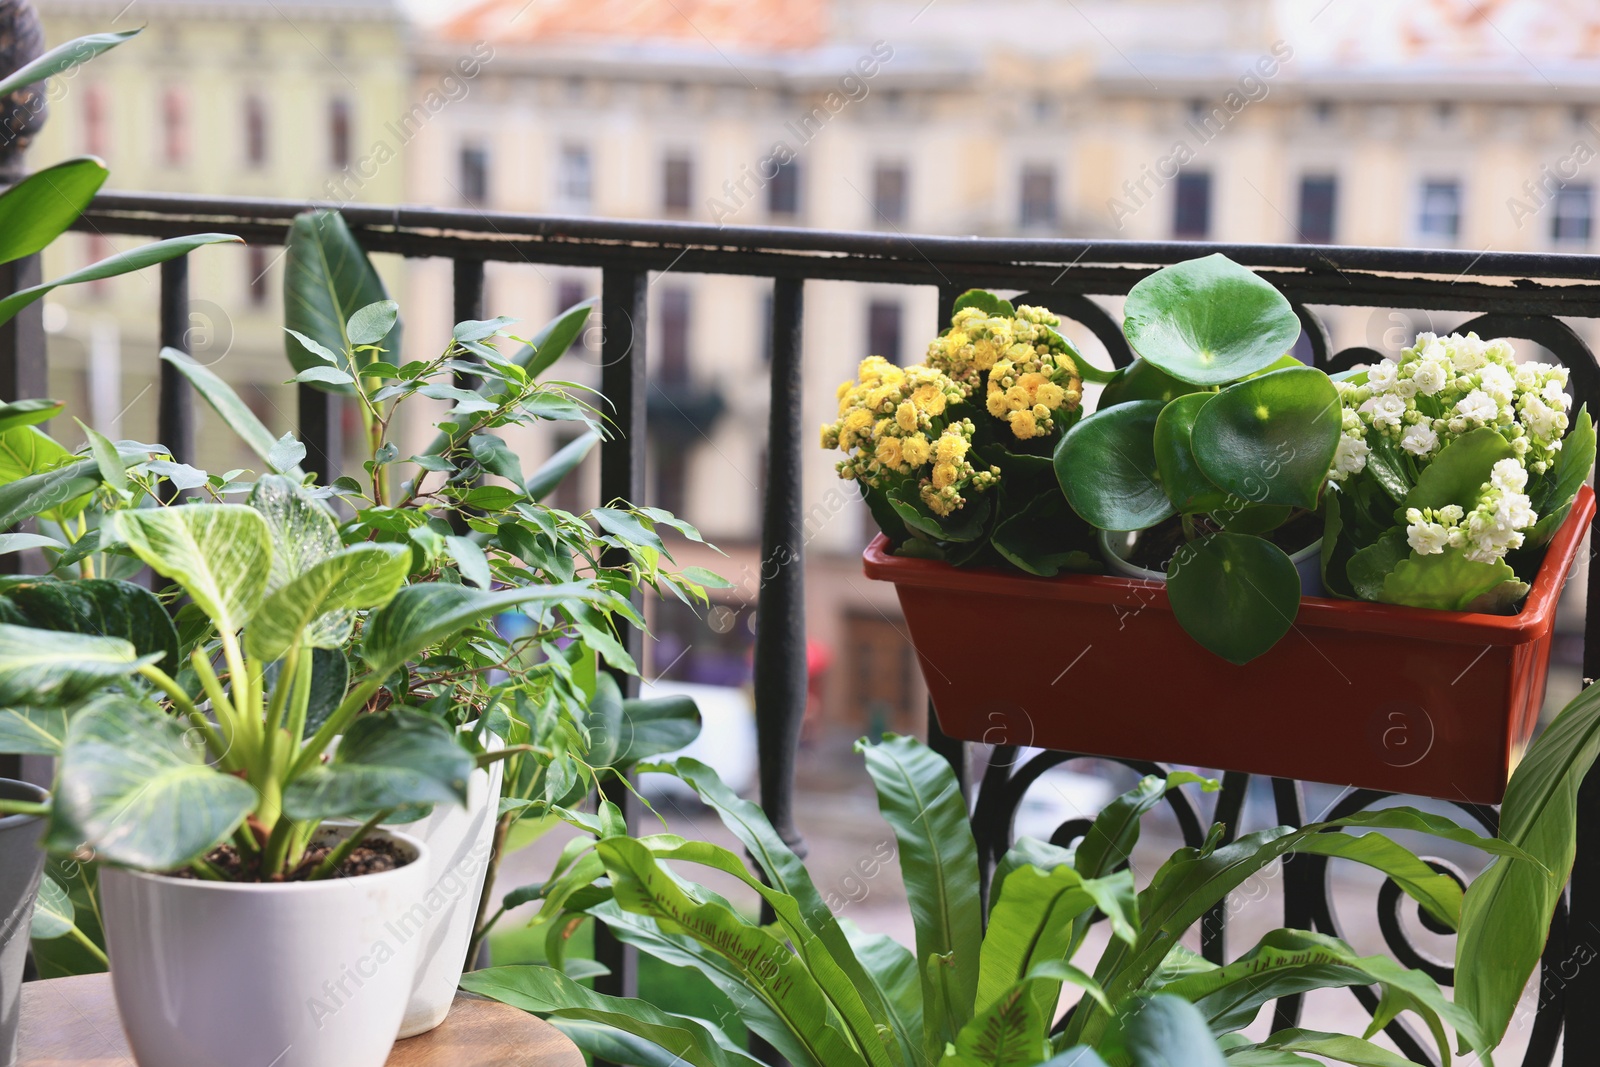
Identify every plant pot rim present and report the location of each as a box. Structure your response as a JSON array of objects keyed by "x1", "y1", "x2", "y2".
[
  {"x1": 0, "y1": 776, "x2": 47, "y2": 831},
  {"x1": 864, "y1": 484, "x2": 1595, "y2": 648},
  {"x1": 103, "y1": 825, "x2": 427, "y2": 893},
  {"x1": 1098, "y1": 527, "x2": 1323, "y2": 582}
]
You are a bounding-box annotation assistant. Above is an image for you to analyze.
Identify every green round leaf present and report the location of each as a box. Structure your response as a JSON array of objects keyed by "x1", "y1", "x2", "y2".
[
  {"x1": 1167, "y1": 532, "x2": 1300, "y2": 664},
  {"x1": 1097, "y1": 358, "x2": 1205, "y2": 409},
  {"x1": 1404, "y1": 427, "x2": 1512, "y2": 512},
  {"x1": 1122, "y1": 253, "x2": 1301, "y2": 385},
  {"x1": 1153, "y1": 393, "x2": 1230, "y2": 514},
  {"x1": 1055, "y1": 400, "x2": 1174, "y2": 531},
  {"x1": 1191, "y1": 367, "x2": 1341, "y2": 510},
  {"x1": 951, "y1": 289, "x2": 1016, "y2": 318}
]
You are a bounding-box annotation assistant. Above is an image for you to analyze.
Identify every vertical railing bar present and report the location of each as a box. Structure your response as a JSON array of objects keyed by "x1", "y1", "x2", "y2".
[
  {"x1": 1563, "y1": 497, "x2": 1600, "y2": 1061},
  {"x1": 0, "y1": 250, "x2": 43, "y2": 782},
  {"x1": 157, "y1": 255, "x2": 193, "y2": 503},
  {"x1": 753, "y1": 275, "x2": 808, "y2": 854},
  {"x1": 926, "y1": 283, "x2": 971, "y2": 802},
  {"x1": 592, "y1": 267, "x2": 648, "y2": 1018},
  {"x1": 448, "y1": 258, "x2": 487, "y2": 533}
]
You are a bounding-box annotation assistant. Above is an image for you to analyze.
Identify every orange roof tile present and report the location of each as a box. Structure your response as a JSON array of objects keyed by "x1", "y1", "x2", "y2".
[{"x1": 440, "y1": 0, "x2": 828, "y2": 53}]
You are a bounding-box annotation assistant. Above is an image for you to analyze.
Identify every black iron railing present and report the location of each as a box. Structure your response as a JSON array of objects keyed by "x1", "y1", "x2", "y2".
[{"x1": 4, "y1": 192, "x2": 1600, "y2": 1064}]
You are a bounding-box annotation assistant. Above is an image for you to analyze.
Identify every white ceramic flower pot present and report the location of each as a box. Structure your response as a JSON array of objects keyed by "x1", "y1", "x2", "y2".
[
  {"x1": 99, "y1": 826, "x2": 429, "y2": 1067},
  {"x1": 1099, "y1": 528, "x2": 1325, "y2": 596},
  {"x1": 0, "y1": 779, "x2": 47, "y2": 1067},
  {"x1": 386, "y1": 732, "x2": 504, "y2": 1038}
]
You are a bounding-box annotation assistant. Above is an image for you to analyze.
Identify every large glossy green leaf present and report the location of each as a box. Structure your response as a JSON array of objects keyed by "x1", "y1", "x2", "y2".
[
  {"x1": 0, "y1": 399, "x2": 62, "y2": 435},
  {"x1": 1167, "y1": 532, "x2": 1300, "y2": 664},
  {"x1": 952, "y1": 289, "x2": 1017, "y2": 319},
  {"x1": 1076, "y1": 772, "x2": 1218, "y2": 881},
  {"x1": 0, "y1": 704, "x2": 71, "y2": 755},
  {"x1": 1124, "y1": 994, "x2": 1229, "y2": 1067},
  {"x1": 858, "y1": 734, "x2": 983, "y2": 1062},
  {"x1": 360, "y1": 581, "x2": 606, "y2": 680},
  {"x1": 283, "y1": 709, "x2": 472, "y2": 820},
  {"x1": 0, "y1": 421, "x2": 96, "y2": 523},
  {"x1": 0, "y1": 622, "x2": 151, "y2": 705},
  {"x1": 246, "y1": 475, "x2": 338, "y2": 592},
  {"x1": 1055, "y1": 399, "x2": 1173, "y2": 531},
  {"x1": 597, "y1": 836, "x2": 870, "y2": 1067},
  {"x1": 842, "y1": 921, "x2": 925, "y2": 1067},
  {"x1": 284, "y1": 210, "x2": 399, "y2": 391},
  {"x1": 1404, "y1": 427, "x2": 1511, "y2": 513},
  {"x1": 245, "y1": 543, "x2": 410, "y2": 661},
  {"x1": 614, "y1": 693, "x2": 701, "y2": 767},
  {"x1": 978, "y1": 861, "x2": 1133, "y2": 1023},
  {"x1": 587, "y1": 900, "x2": 819, "y2": 1067},
  {"x1": 527, "y1": 430, "x2": 599, "y2": 501},
  {"x1": 1159, "y1": 930, "x2": 1473, "y2": 1047},
  {"x1": 1096, "y1": 358, "x2": 1204, "y2": 409},
  {"x1": 991, "y1": 490, "x2": 1099, "y2": 577},
  {"x1": 1379, "y1": 549, "x2": 1521, "y2": 612},
  {"x1": 161, "y1": 349, "x2": 302, "y2": 478},
  {"x1": 1122, "y1": 254, "x2": 1300, "y2": 386},
  {"x1": 115, "y1": 505, "x2": 272, "y2": 635},
  {"x1": 0, "y1": 158, "x2": 108, "y2": 266},
  {"x1": 524, "y1": 298, "x2": 598, "y2": 380},
  {"x1": 460, "y1": 964, "x2": 764, "y2": 1067},
  {"x1": 1227, "y1": 1028, "x2": 1417, "y2": 1067},
  {"x1": 642, "y1": 759, "x2": 903, "y2": 1067},
  {"x1": 1457, "y1": 681, "x2": 1600, "y2": 1046},
  {"x1": 0, "y1": 29, "x2": 139, "y2": 100},
  {"x1": 0, "y1": 459, "x2": 98, "y2": 528},
  {"x1": 1154, "y1": 392, "x2": 1230, "y2": 513},
  {"x1": 0, "y1": 234, "x2": 242, "y2": 327},
  {"x1": 1191, "y1": 368, "x2": 1341, "y2": 510},
  {"x1": 1, "y1": 578, "x2": 180, "y2": 673},
  {"x1": 949, "y1": 968, "x2": 1057, "y2": 1067},
  {"x1": 1346, "y1": 530, "x2": 1409, "y2": 602},
  {"x1": 48, "y1": 695, "x2": 255, "y2": 869}
]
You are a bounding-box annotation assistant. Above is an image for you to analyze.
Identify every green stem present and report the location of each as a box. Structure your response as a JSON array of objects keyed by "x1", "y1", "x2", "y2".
[
  {"x1": 291, "y1": 676, "x2": 385, "y2": 780},
  {"x1": 284, "y1": 643, "x2": 315, "y2": 753},
  {"x1": 261, "y1": 816, "x2": 295, "y2": 879},
  {"x1": 264, "y1": 644, "x2": 301, "y2": 740},
  {"x1": 192, "y1": 648, "x2": 251, "y2": 769},
  {"x1": 138, "y1": 663, "x2": 230, "y2": 766},
  {"x1": 188, "y1": 855, "x2": 227, "y2": 881},
  {"x1": 307, "y1": 810, "x2": 391, "y2": 881},
  {"x1": 0, "y1": 798, "x2": 49, "y2": 817},
  {"x1": 66, "y1": 924, "x2": 109, "y2": 967},
  {"x1": 464, "y1": 809, "x2": 515, "y2": 971},
  {"x1": 475, "y1": 744, "x2": 553, "y2": 768}
]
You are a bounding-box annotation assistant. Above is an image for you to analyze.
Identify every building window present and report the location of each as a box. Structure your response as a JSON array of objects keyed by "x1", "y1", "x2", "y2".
[
  {"x1": 652, "y1": 445, "x2": 689, "y2": 519},
  {"x1": 1418, "y1": 180, "x2": 1461, "y2": 241},
  {"x1": 84, "y1": 85, "x2": 106, "y2": 157},
  {"x1": 872, "y1": 162, "x2": 908, "y2": 225},
  {"x1": 558, "y1": 143, "x2": 593, "y2": 211},
  {"x1": 662, "y1": 152, "x2": 692, "y2": 213},
  {"x1": 768, "y1": 160, "x2": 800, "y2": 217},
  {"x1": 329, "y1": 98, "x2": 351, "y2": 170},
  {"x1": 1552, "y1": 184, "x2": 1593, "y2": 245},
  {"x1": 1019, "y1": 163, "x2": 1057, "y2": 228},
  {"x1": 659, "y1": 287, "x2": 691, "y2": 386},
  {"x1": 459, "y1": 143, "x2": 489, "y2": 206},
  {"x1": 548, "y1": 428, "x2": 589, "y2": 514},
  {"x1": 244, "y1": 95, "x2": 267, "y2": 169},
  {"x1": 162, "y1": 89, "x2": 187, "y2": 167},
  {"x1": 1298, "y1": 175, "x2": 1337, "y2": 243},
  {"x1": 867, "y1": 299, "x2": 902, "y2": 364},
  {"x1": 247, "y1": 246, "x2": 270, "y2": 307},
  {"x1": 1173, "y1": 171, "x2": 1211, "y2": 239}
]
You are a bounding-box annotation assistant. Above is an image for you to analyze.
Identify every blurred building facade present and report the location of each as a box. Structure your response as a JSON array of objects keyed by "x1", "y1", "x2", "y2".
[{"x1": 30, "y1": 0, "x2": 410, "y2": 475}]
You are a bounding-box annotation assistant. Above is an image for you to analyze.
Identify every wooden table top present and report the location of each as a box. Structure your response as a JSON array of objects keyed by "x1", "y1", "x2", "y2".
[{"x1": 18, "y1": 973, "x2": 584, "y2": 1067}]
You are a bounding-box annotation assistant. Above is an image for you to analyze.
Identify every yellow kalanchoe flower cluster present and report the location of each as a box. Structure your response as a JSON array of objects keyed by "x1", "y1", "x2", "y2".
[
  {"x1": 925, "y1": 304, "x2": 1085, "y2": 441},
  {"x1": 821, "y1": 356, "x2": 999, "y2": 516}
]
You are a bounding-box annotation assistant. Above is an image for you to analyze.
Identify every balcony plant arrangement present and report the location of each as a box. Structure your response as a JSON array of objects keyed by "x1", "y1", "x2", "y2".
[
  {"x1": 460, "y1": 732, "x2": 1572, "y2": 1067},
  {"x1": 845, "y1": 254, "x2": 1595, "y2": 803}
]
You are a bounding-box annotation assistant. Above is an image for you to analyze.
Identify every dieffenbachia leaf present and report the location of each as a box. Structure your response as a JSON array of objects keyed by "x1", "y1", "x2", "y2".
[
  {"x1": 0, "y1": 622, "x2": 153, "y2": 705},
  {"x1": 245, "y1": 543, "x2": 411, "y2": 661},
  {"x1": 116, "y1": 504, "x2": 272, "y2": 635}
]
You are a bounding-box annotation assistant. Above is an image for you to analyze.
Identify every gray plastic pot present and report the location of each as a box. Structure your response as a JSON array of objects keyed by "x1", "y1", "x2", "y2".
[{"x1": 0, "y1": 779, "x2": 47, "y2": 1067}]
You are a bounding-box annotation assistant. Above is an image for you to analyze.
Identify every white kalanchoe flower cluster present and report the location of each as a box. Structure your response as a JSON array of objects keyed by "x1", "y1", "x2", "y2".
[
  {"x1": 1402, "y1": 459, "x2": 1538, "y2": 563},
  {"x1": 1331, "y1": 332, "x2": 1571, "y2": 478}
]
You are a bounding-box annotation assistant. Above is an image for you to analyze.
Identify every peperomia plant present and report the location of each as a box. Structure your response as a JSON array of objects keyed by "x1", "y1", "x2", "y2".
[
  {"x1": 459, "y1": 735, "x2": 1544, "y2": 1067},
  {"x1": 1054, "y1": 254, "x2": 1342, "y2": 664}
]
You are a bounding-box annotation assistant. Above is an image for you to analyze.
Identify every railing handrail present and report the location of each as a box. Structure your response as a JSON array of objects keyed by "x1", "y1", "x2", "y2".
[{"x1": 76, "y1": 190, "x2": 1600, "y2": 284}]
